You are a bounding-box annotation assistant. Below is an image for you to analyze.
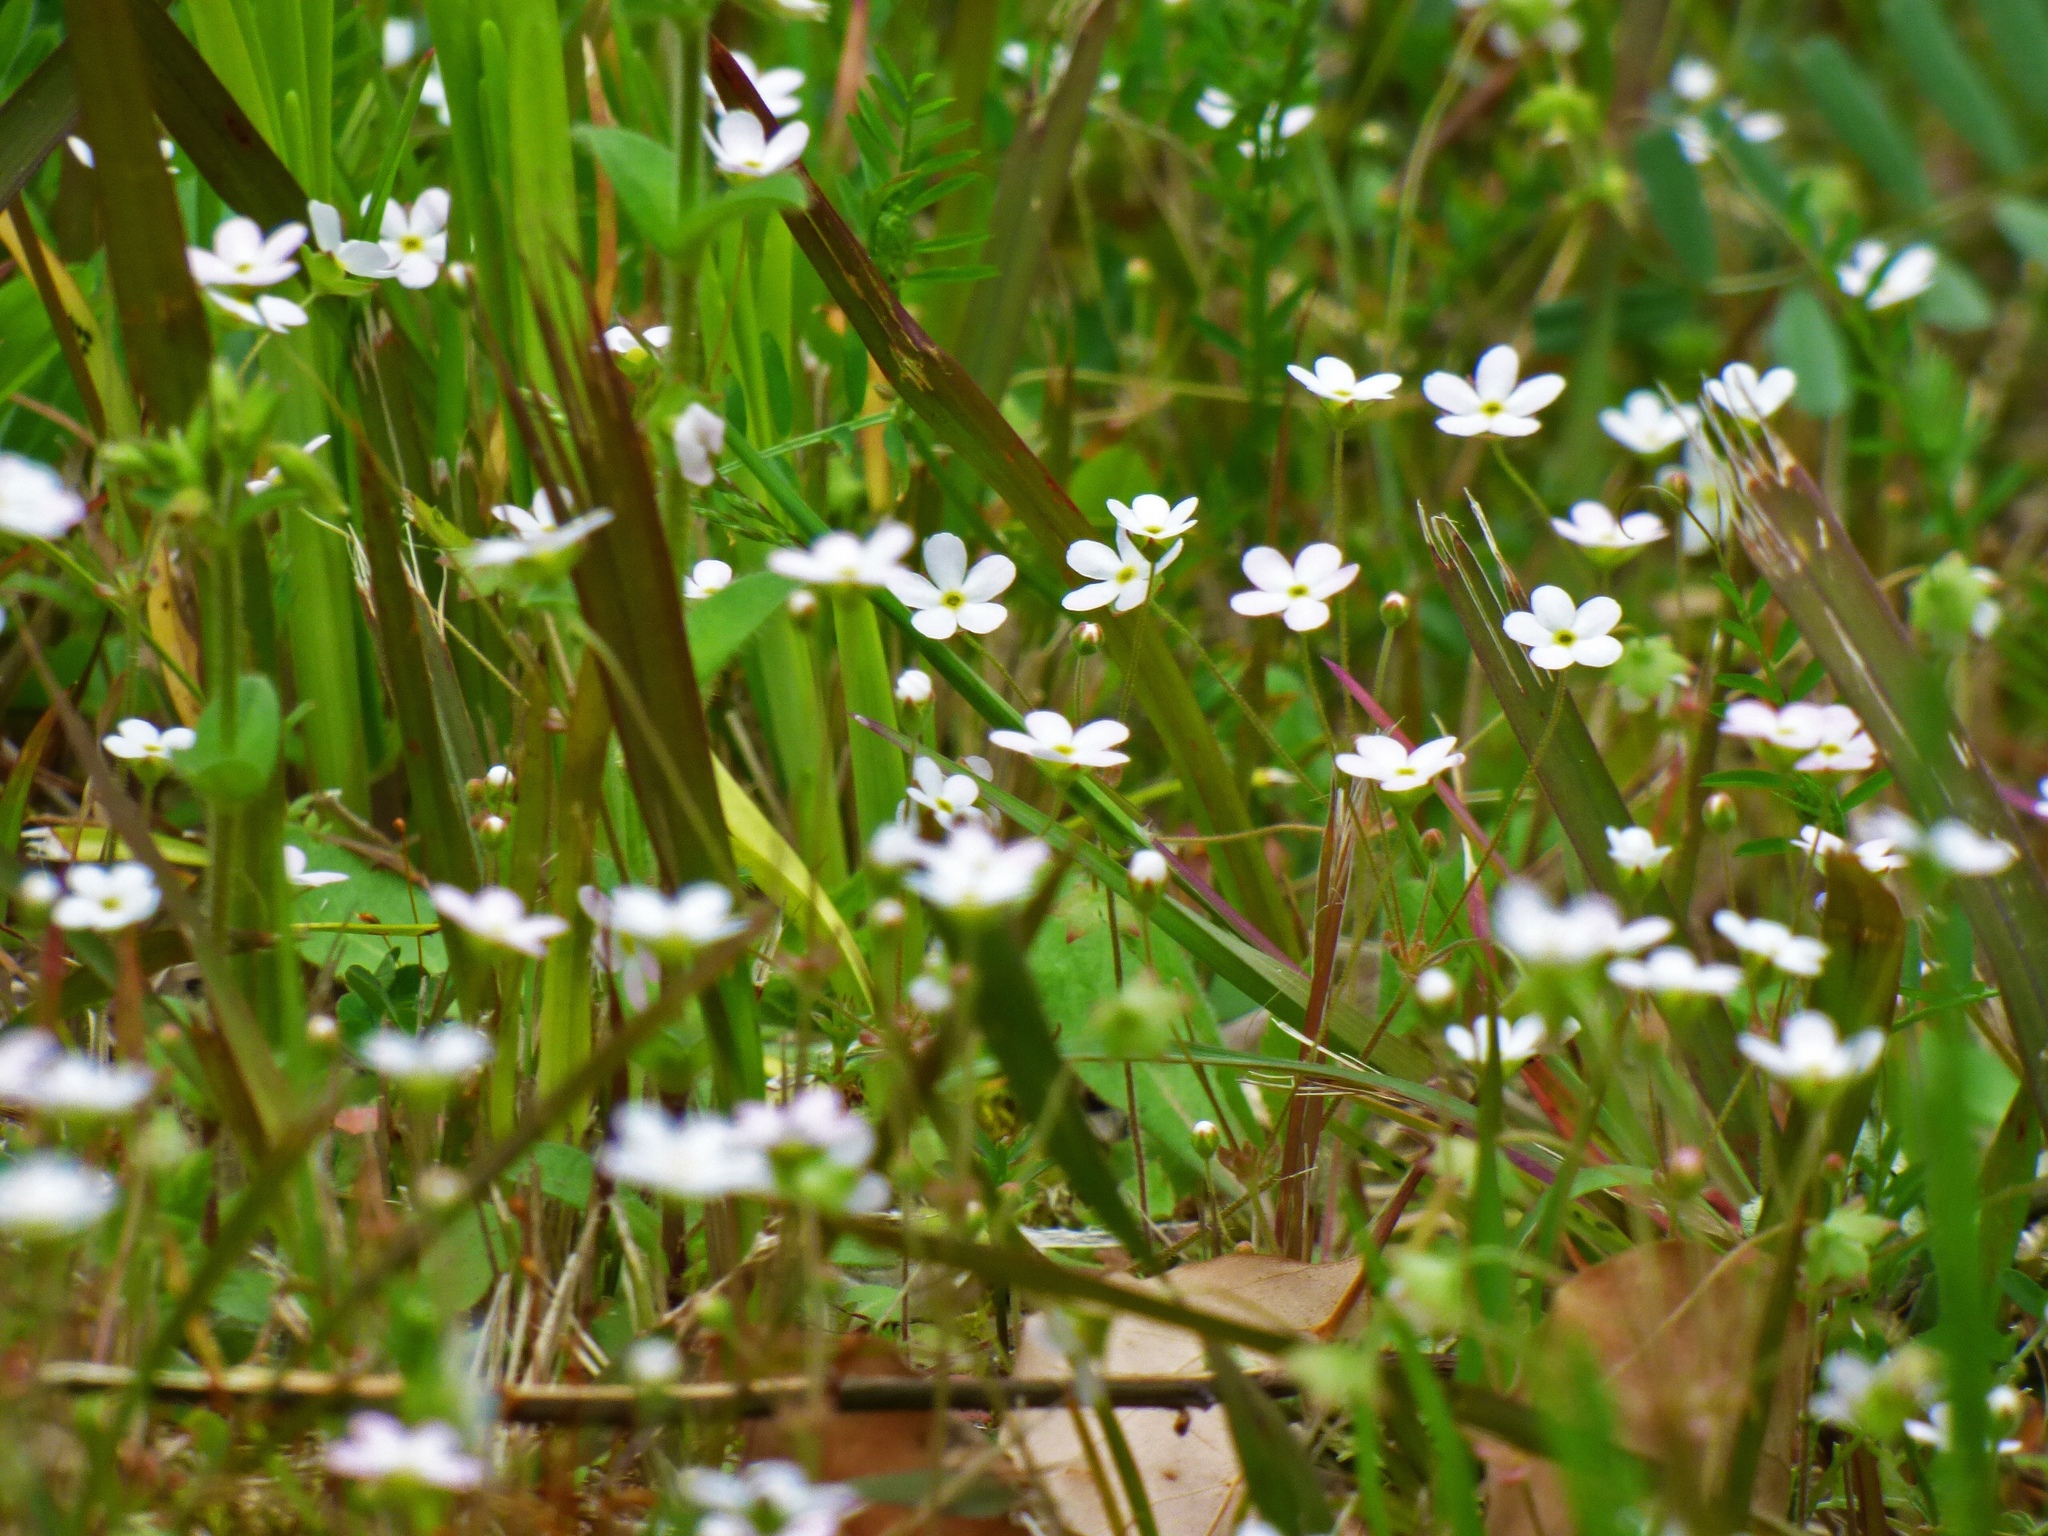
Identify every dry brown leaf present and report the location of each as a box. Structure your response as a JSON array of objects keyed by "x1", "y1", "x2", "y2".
[
  {"x1": 1481, "y1": 1240, "x2": 1807, "y2": 1536},
  {"x1": 1009, "y1": 1253, "x2": 1363, "y2": 1536}
]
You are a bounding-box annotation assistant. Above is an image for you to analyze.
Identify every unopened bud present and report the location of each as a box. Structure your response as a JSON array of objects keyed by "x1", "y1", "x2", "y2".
[
  {"x1": 1092, "y1": 972, "x2": 1184, "y2": 1059},
  {"x1": 1073, "y1": 621, "x2": 1103, "y2": 655},
  {"x1": 1127, "y1": 848, "x2": 1169, "y2": 906},
  {"x1": 1419, "y1": 827, "x2": 1444, "y2": 858},
  {"x1": 1662, "y1": 470, "x2": 1691, "y2": 502},
  {"x1": 1380, "y1": 591, "x2": 1410, "y2": 629},
  {"x1": 1124, "y1": 256, "x2": 1154, "y2": 288},
  {"x1": 1703, "y1": 791, "x2": 1737, "y2": 834},
  {"x1": 465, "y1": 777, "x2": 487, "y2": 804},
  {"x1": 415, "y1": 1165, "x2": 468, "y2": 1209},
  {"x1": 870, "y1": 896, "x2": 907, "y2": 929},
  {"x1": 787, "y1": 588, "x2": 819, "y2": 625},
  {"x1": 306, "y1": 1013, "x2": 339, "y2": 1047},
  {"x1": 696, "y1": 1294, "x2": 735, "y2": 1334},
  {"x1": 1665, "y1": 1145, "x2": 1706, "y2": 1197},
  {"x1": 1191, "y1": 1120, "x2": 1221, "y2": 1159},
  {"x1": 894, "y1": 668, "x2": 932, "y2": 707},
  {"x1": 1414, "y1": 966, "x2": 1457, "y2": 1009},
  {"x1": 485, "y1": 764, "x2": 514, "y2": 792},
  {"x1": 476, "y1": 814, "x2": 507, "y2": 844}
]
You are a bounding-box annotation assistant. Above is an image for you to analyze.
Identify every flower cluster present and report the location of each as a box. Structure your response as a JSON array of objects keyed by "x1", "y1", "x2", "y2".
[{"x1": 601, "y1": 1087, "x2": 886, "y2": 1212}]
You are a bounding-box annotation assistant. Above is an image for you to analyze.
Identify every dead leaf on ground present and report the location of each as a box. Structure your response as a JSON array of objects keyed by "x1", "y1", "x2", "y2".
[
  {"x1": 1008, "y1": 1252, "x2": 1364, "y2": 1536},
  {"x1": 1478, "y1": 1240, "x2": 1807, "y2": 1536}
]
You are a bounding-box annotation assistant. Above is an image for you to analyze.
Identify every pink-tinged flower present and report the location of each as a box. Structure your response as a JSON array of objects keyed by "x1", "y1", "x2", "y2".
[
  {"x1": 323, "y1": 1413, "x2": 484, "y2": 1489},
  {"x1": 1421, "y1": 345, "x2": 1564, "y2": 437},
  {"x1": 1502, "y1": 585, "x2": 1624, "y2": 671},
  {"x1": 1229, "y1": 543, "x2": 1360, "y2": 632}
]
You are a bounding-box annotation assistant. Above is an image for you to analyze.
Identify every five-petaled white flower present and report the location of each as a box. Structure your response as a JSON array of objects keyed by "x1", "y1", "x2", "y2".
[
  {"x1": 308, "y1": 199, "x2": 400, "y2": 279},
  {"x1": 430, "y1": 885, "x2": 568, "y2": 957},
  {"x1": 1551, "y1": 502, "x2": 1667, "y2": 564},
  {"x1": 685, "y1": 559, "x2": 733, "y2": 600},
  {"x1": 460, "y1": 490, "x2": 613, "y2": 571},
  {"x1": 1714, "y1": 911, "x2": 1827, "y2": 976},
  {"x1": 1496, "y1": 884, "x2": 1670, "y2": 968},
  {"x1": 1599, "y1": 390, "x2": 1696, "y2": 456},
  {"x1": 208, "y1": 292, "x2": 310, "y2": 334},
  {"x1": 188, "y1": 216, "x2": 308, "y2": 289},
  {"x1": 284, "y1": 846, "x2": 347, "y2": 889},
  {"x1": 1705, "y1": 362, "x2": 1796, "y2": 422},
  {"x1": 1607, "y1": 946, "x2": 1742, "y2": 997},
  {"x1": 360, "y1": 1024, "x2": 495, "y2": 1088},
  {"x1": 673, "y1": 404, "x2": 727, "y2": 487},
  {"x1": 1729, "y1": 700, "x2": 1877, "y2": 775},
  {"x1": 1606, "y1": 825, "x2": 1671, "y2": 875},
  {"x1": 323, "y1": 1413, "x2": 485, "y2": 1489},
  {"x1": 1421, "y1": 345, "x2": 1564, "y2": 437},
  {"x1": 902, "y1": 822, "x2": 1051, "y2": 914},
  {"x1": 378, "y1": 189, "x2": 451, "y2": 288},
  {"x1": 0, "y1": 1152, "x2": 117, "y2": 1240},
  {"x1": 1792, "y1": 825, "x2": 1907, "y2": 874},
  {"x1": 103, "y1": 718, "x2": 194, "y2": 765},
  {"x1": 1837, "y1": 240, "x2": 1937, "y2": 311},
  {"x1": 707, "y1": 110, "x2": 811, "y2": 178},
  {"x1": 606, "y1": 882, "x2": 747, "y2": 958},
  {"x1": 0, "y1": 1028, "x2": 154, "y2": 1117},
  {"x1": 906, "y1": 757, "x2": 982, "y2": 828},
  {"x1": 604, "y1": 1090, "x2": 885, "y2": 1211},
  {"x1": 990, "y1": 710, "x2": 1130, "y2": 769},
  {"x1": 1108, "y1": 494, "x2": 1200, "y2": 543},
  {"x1": 52, "y1": 863, "x2": 159, "y2": 932},
  {"x1": 887, "y1": 532, "x2": 1015, "y2": 640},
  {"x1": 606, "y1": 323, "x2": 674, "y2": 362},
  {"x1": 1335, "y1": 734, "x2": 1465, "y2": 794},
  {"x1": 603, "y1": 1102, "x2": 767, "y2": 1199},
  {"x1": 680, "y1": 1459, "x2": 861, "y2": 1536},
  {"x1": 1229, "y1": 543, "x2": 1360, "y2": 633},
  {"x1": 1502, "y1": 585, "x2": 1624, "y2": 671},
  {"x1": 1063, "y1": 527, "x2": 1178, "y2": 614},
  {"x1": 1194, "y1": 87, "x2": 1239, "y2": 129},
  {"x1": 1737, "y1": 1010, "x2": 1882, "y2": 1093},
  {"x1": 1443, "y1": 1015, "x2": 1554, "y2": 1070},
  {"x1": 1287, "y1": 357, "x2": 1402, "y2": 407},
  {"x1": 769, "y1": 523, "x2": 914, "y2": 589},
  {"x1": 0, "y1": 454, "x2": 86, "y2": 540},
  {"x1": 724, "y1": 53, "x2": 807, "y2": 119}
]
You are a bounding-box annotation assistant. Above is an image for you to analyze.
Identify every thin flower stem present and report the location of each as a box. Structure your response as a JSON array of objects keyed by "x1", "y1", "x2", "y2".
[
  {"x1": 1490, "y1": 441, "x2": 1550, "y2": 521},
  {"x1": 1156, "y1": 605, "x2": 1320, "y2": 796}
]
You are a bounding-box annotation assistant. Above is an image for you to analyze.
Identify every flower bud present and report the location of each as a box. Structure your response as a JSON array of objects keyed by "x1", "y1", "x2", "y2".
[
  {"x1": 476, "y1": 814, "x2": 507, "y2": 845},
  {"x1": 696, "y1": 1294, "x2": 735, "y2": 1334},
  {"x1": 1662, "y1": 470, "x2": 1691, "y2": 502},
  {"x1": 625, "y1": 1336, "x2": 682, "y2": 1386},
  {"x1": 1073, "y1": 621, "x2": 1103, "y2": 655},
  {"x1": 1380, "y1": 591, "x2": 1410, "y2": 629},
  {"x1": 1250, "y1": 765, "x2": 1298, "y2": 790},
  {"x1": 15, "y1": 869, "x2": 58, "y2": 917},
  {"x1": 1092, "y1": 972, "x2": 1184, "y2": 1059},
  {"x1": 1665, "y1": 1145, "x2": 1706, "y2": 1198},
  {"x1": 1191, "y1": 1120, "x2": 1221, "y2": 1159},
  {"x1": 466, "y1": 777, "x2": 488, "y2": 804},
  {"x1": 1703, "y1": 791, "x2": 1737, "y2": 834},
  {"x1": 306, "y1": 1012, "x2": 340, "y2": 1047},
  {"x1": 415, "y1": 1165, "x2": 469, "y2": 1209},
  {"x1": 1124, "y1": 256, "x2": 1154, "y2": 289},
  {"x1": 1419, "y1": 827, "x2": 1444, "y2": 858},
  {"x1": 1127, "y1": 848, "x2": 1169, "y2": 907},
  {"x1": 870, "y1": 896, "x2": 907, "y2": 929},
  {"x1": 485, "y1": 764, "x2": 515, "y2": 793},
  {"x1": 1414, "y1": 966, "x2": 1457, "y2": 1010},
  {"x1": 787, "y1": 588, "x2": 819, "y2": 626},
  {"x1": 894, "y1": 668, "x2": 932, "y2": 707}
]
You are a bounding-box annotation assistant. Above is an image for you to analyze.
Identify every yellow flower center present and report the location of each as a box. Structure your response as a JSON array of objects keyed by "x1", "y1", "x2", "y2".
[{"x1": 942, "y1": 591, "x2": 965, "y2": 608}]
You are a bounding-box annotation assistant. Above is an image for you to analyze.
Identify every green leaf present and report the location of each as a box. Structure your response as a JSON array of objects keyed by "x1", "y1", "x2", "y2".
[
  {"x1": 1633, "y1": 129, "x2": 1716, "y2": 283},
  {"x1": 1920, "y1": 256, "x2": 1995, "y2": 332},
  {"x1": 1979, "y1": 0, "x2": 2048, "y2": 116},
  {"x1": 669, "y1": 176, "x2": 809, "y2": 258},
  {"x1": 687, "y1": 571, "x2": 798, "y2": 683},
  {"x1": 573, "y1": 124, "x2": 678, "y2": 246},
  {"x1": 1207, "y1": 1345, "x2": 1334, "y2": 1536},
  {"x1": 0, "y1": 45, "x2": 78, "y2": 211},
  {"x1": 1882, "y1": 0, "x2": 2026, "y2": 176},
  {"x1": 1769, "y1": 287, "x2": 1850, "y2": 418},
  {"x1": 179, "y1": 675, "x2": 283, "y2": 805},
  {"x1": 1993, "y1": 194, "x2": 2048, "y2": 263},
  {"x1": 131, "y1": 0, "x2": 302, "y2": 226},
  {"x1": 1794, "y1": 37, "x2": 1931, "y2": 208}
]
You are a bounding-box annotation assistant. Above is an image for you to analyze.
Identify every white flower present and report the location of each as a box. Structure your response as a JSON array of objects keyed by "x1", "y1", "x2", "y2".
[
  {"x1": 906, "y1": 757, "x2": 982, "y2": 828},
  {"x1": 707, "y1": 110, "x2": 811, "y2": 177},
  {"x1": 1927, "y1": 819, "x2": 2018, "y2": 876},
  {"x1": 766, "y1": 0, "x2": 829, "y2": 19},
  {"x1": 0, "y1": 1153, "x2": 116, "y2": 1240},
  {"x1": 323, "y1": 1413, "x2": 485, "y2": 1489},
  {"x1": 16, "y1": 869, "x2": 58, "y2": 910},
  {"x1": 1670, "y1": 57, "x2": 1720, "y2": 102},
  {"x1": 383, "y1": 17, "x2": 418, "y2": 68},
  {"x1": 1737, "y1": 1010, "x2": 1882, "y2": 1092},
  {"x1": 1063, "y1": 527, "x2": 1178, "y2": 613},
  {"x1": 626, "y1": 1336, "x2": 683, "y2": 1385},
  {"x1": 680, "y1": 1459, "x2": 861, "y2": 1536},
  {"x1": 1836, "y1": 240, "x2": 1937, "y2": 311},
  {"x1": 0, "y1": 1029, "x2": 153, "y2": 1117},
  {"x1": 602, "y1": 1101, "x2": 769, "y2": 1199},
  {"x1": 1705, "y1": 362, "x2": 1796, "y2": 422},
  {"x1": 1810, "y1": 1353, "x2": 1884, "y2": 1428},
  {"x1": 1287, "y1": 357, "x2": 1401, "y2": 406},
  {"x1": 1905, "y1": 1398, "x2": 2026, "y2": 1456},
  {"x1": 378, "y1": 189, "x2": 451, "y2": 289},
  {"x1": 887, "y1": 533, "x2": 1015, "y2": 640},
  {"x1": 284, "y1": 846, "x2": 347, "y2": 889},
  {"x1": 1792, "y1": 825, "x2": 1908, "y2": 874},
  {"x1": 606, "y1": 323, "x2": 673, "y2": 361},
  {"x1": 606, "y1": 882, "x2": 747, "y2": 956},
  {"x1": 1229, "y1": 544, "x2": 1360, "y2": 633},
  {"x1": 673, "y1": 404, "x2": 728, "y2": 487},
  {"x1": 0, "y1": 454, "x2": 86, "y2": 539},
  {"x1": 1502, "y1": 585, "x2": 1624, "y2": 671},
  {"x1": 208, "y1": 292, "x2": 310, "y2": 333},
  {"x1": 903, "y1": 822, "x2": 1050, "y2": 914},
  {"x1": 1444, "y1": 1015, "x2": 1552, "y2": 1068},
  {"x1": 603, "y1": 1091, "x2": 884, "y2": 1211},
  {"x1": 1713, "y1": 911, "x2": 1828, "y2": 976},
  {"x1": 360, "y1": 1024, "x2": 495, "y2": 1088},
  {"x1": 726, "y1": 52, "x2": 806, "y2": 118},
  {"x1": 1723, "y1": 700, "x2": 1879, "y2": 771},
  {"x1": 1128, "y1": 848, "x2": 1169, "y2": 894},
  {"x1": 1599, "y1": 390, "x2": 1696, "y2": 456},
  {"x1": 1415, "y1": 967, "x2": 1457, "y2": 1007},
  {"x1": 1496, "y1": 884, "x2": 1670, "y2": 967},
  {"x1": 430, "y1": 885, "x2": 568, "y2": 957},
  {"x1": 247, "y1": 432, "x2": 334, "y2": 492},
  {"x1": 1194, "y1": 88, "x2": 1238, "y2": 129},
  {"x1": 103, "y1": 718, "x2": 194, "y2": 765},
  {"x1": 1551, "y1": 502, "x2": 1667, "y2": 562},
  {"x1": 1108, "y1": 493, "x2": 1200, "y2": 543},
  {"x1": 459, "y1": 490, "x2": 613, "y2": 570},
  {"x1": 768, "y1": 522, "x2": 914, "y2": 588},
  {"x1": 1335, "y1": 734, "x2": 1465, "y2": 794},
  {"x1": 989, "y1": 710, "x2": 1130, "y2": 769},
  {"x1": 1421, "y1": 345, "x2": 1565, "y2": 437},
  {"x1": 187, "y1": 216, "x2": 307, "y2": 289},
  {"x1": 907, "y1": 972, "x2": 953, "y2": 1012},
  {"x1": 1606, "y1": 825, "x2": 1671, "y2": 875},
  {"x1": 52, "y1": 863, "x2": 159, "y2": 932},
  {"x1": 1607, "y1": 946, "x2": 1741, "y2": 997},
  {"x1": 685, "y1": 558, "x2": 733, "y2": 600},
  {"x1": 894, "y1": 668, "x2": 932, "y2": 706},
  {"x1": 420, "y1": 67, "x2": 450, "y2": 123}
]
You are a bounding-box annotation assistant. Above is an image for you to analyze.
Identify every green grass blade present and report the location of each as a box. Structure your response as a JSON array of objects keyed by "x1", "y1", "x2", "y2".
[
  {"x1": 1882, "y1": 0, "x2": 2026, "y2": 176},
  {"x1": 1795, "y1": 37, "x2": 1932, "y2": 209},
  {"x1": 1633, "y1": 129, "x2": 1717, "y2": 282},
  {"x1": 1206, "y1": 1344, "x2": 1333, "y2": 1536},
  {"x1": 831, "y1": 590, "x2": 905, "y2": 840},
  {"x1": 0, "y1": 45, "x2": 78, "y2": 211},
  {"x1": 1979, "y1": 0, "x2": 2048, "y2": 116}
]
